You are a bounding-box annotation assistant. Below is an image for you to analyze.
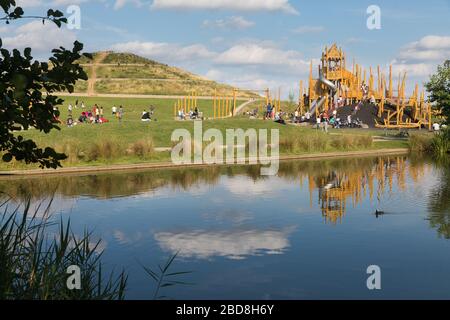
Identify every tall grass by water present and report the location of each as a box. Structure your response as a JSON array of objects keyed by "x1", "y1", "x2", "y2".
[
  {"x1": 0, "y1": 197, "x2": 127, "y2": 300},
  {"x1": 0, "y1": 196, "x2": 191, "y2": 300},
  {"x1": 409, "y1": 129, "x2": 450, "y2": 157}
]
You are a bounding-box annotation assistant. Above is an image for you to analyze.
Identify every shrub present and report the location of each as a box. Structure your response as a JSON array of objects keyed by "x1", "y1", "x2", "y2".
[
  {"x1": 87, "y1": 140, "x2": 123, "y2": 161},
  {"x1": 431, "y1": 128, "x2": 450, "y2": 157},
  {"x1": 409, "y1": 133, "x2": 434, "y2": 153},
  {"x1": 128, "y1": 139, "x2": 154, "y2": 158},
  {"x1": 280, "y1": 137, "x2": 295, "y2": 153}
]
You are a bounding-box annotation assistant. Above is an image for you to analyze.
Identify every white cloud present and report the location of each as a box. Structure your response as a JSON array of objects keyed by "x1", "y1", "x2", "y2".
[
  {"x1": 0, "y1": 20, "x2": 76, "y2": 55},
  {"x1": 399, "y1": 35, "x2": 450, "y2": 62},
  {"x1": 109, "y1": 39, "x2": 310, "y2": 97},
  {"x1": 389, "y1": 35, "x2": 450, "y2": 85},
  {"x1": 292, "y1": 26, "x2": 325, "y2": 34},
  {"x1": 214, "y1": 43, "x2": 310, "y2": 75},
  {"x1": 113, "y1": 0, "x2": 144, "y2": 10},
  {"x1": 151, "y1": 0, "x2": 298, "y2": 14},
  {"x1": 15, "y1": 0, "x2": 43, "y2": 7},
  {"x1": 391, "y1": 60, "x2": 434, "y2": 77},
  {"x1": 110, "y1": 41, "x2": 216, "y2": 63},
  {"x1": 203, "y1": 16, "x2": 255, "y2": 29}
]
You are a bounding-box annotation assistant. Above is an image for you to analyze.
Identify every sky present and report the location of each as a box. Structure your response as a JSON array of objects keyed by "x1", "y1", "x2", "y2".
[{"x1": 1, "y1": 0, "x2": 450, "y2": 98}]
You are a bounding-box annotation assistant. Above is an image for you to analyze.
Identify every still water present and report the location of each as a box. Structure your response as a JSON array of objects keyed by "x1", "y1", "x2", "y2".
[{"x1": 1, "y1": 156, "x2": 450, "y2": 299}]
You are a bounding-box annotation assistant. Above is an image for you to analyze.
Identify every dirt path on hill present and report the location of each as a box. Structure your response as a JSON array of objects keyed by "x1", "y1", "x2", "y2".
[{"x1": 87, "y1": 52, "x2": 109, "y2": 96}]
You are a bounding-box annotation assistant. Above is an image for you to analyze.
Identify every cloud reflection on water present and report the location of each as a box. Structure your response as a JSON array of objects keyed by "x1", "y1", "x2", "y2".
[{"x1": 154, "y1": 227, "x2": 296, "y2": 260}]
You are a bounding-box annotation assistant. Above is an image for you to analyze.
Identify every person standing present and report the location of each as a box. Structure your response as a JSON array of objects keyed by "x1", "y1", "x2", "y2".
[
  {"x1": 68, "y1": 103, "x2": 73, "y2": 115},
  {"x1": 118, "y1": 106, "x2": 124, "y2": 122}
]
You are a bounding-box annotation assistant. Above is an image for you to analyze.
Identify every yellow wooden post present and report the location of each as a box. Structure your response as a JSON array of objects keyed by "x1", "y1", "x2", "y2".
[
  {"x1": 226, "y1": 97, "x2": 229, "y2": 116},
  {"x1": 233, "y1": 89, "x2": 237, "y2": 115},
  {"x1": 183, "y1": 97, "x2": 186, "y2": 113},
  {"x1": 389, "y1": 65, "x2": 393, "y2": 99},
  {"x1": 299, "y1": 80, "x2": 304, "y2": 115},
  {"x1": 213, "y1": 89, "x2": 217, "y2": 119},
  {"x1": 188, "y1": 92, "x2": 191, "y2": 111},
  {"x1": 377, "y1": 66, "x2": 381, "y2": 94},
  {"x1": 194, "y1": 91, "x2": 198, "y2": 108},
  {"x1": 428, "y1": 103, "x2": 432, "y2": 131}
]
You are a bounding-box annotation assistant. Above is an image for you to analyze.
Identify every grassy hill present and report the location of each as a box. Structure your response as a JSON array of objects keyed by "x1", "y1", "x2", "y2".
[{"x1": 74, "y1": 51, "x2": 258, "y2": 98}]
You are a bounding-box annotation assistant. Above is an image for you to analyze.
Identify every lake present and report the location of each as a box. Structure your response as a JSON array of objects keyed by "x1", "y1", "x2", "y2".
[{"x1": 1, "y1": 155, "x2": 449, "y2": 300}]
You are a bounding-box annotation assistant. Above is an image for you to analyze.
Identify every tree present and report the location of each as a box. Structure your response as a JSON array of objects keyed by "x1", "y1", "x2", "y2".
[
  {"x1": 0, "y1": 0, "x2": 90, "y2": 168},
  {"x1": 425, "y1": 60, "x2": 450, "y2": 124},
  {"x1": 287, "y1": 90, "x2": 296, "y2": 110}
]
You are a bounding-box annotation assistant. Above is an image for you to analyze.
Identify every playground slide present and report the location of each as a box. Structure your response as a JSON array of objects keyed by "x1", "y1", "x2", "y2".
[
  {"x1": 310, "y1": 96, "x2": 326, "y2": 114},
  {"x1": 319, "y1": 72, "x2": 337, "y2": 92}
]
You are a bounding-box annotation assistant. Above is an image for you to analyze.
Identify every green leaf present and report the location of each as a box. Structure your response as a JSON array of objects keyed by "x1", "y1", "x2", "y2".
[{"x1": 2, "y1": 153, "x2": 13, "y2": 163}]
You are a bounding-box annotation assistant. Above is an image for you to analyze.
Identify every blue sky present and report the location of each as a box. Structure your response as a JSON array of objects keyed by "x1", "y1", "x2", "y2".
[{"x1": 1, "y1": 0, "x2": 450, "y2": 97}]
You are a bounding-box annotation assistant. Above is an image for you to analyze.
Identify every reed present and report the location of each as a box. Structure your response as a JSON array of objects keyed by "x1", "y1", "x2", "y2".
[{"x1": 0, "y1": 197, "x2": 127, "y2": 300}]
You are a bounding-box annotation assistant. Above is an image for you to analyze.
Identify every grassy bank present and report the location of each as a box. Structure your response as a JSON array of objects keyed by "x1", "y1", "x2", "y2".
[{"x1": 1, "y1": 96, "x2": 412, "y2": 171}]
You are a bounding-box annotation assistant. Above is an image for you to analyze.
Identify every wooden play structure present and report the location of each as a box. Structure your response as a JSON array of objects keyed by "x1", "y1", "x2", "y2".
[
  {"x1": 212, "y1": 89, "x2": 238, "y2": 119},
  {"x1": 173, "y1": 90, "x2": 199, "y2": 118},
  {"x1": 173, "y1": 89, "x2": 238, "y2": 119},
  {"x1": 301, "y1": 44, "x2": 432, "y2": 130}
]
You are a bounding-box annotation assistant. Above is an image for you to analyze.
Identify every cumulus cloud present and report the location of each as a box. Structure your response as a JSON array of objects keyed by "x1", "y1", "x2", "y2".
[
  {"x1": 203, "y1": 16, "x2": 255, "y2": 30},
  {"x1": 391, "y1": 60, "x2": 435, "y2": 77},
  {"x1": 398, "y1": 35, "x2": 450, "y2": 62},
  {"x1": 14, "y1": 0, "x2": 43, "y2": 7},
  {"x1": 0, "y1": 20, "x2": 76, "y2": 55},
  {"x1": 109, "y1": 39, "x2": 310, "y2": 96},
  {"x1": 110, "y1": 41, "x2": 216, "y2": 63},
  {"x1": 113, "y1": 0, "x2": 145, "y2": 10},
  {"x1": 214, "y1": 43, "x2": 310, "y2": 75},
  {"x1": 390, "y1": 35, "x2": 450, "y2": 83},
  {"x1": 151, "y1": 0, "x2": 298, "y2": 14}
]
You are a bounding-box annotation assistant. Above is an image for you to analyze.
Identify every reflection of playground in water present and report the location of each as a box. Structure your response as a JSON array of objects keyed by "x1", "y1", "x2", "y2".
[
  {"x1": 306, "y1": 157, "x2": 426, "y2": 224},
  {"x1": 0, "y1": 156, "x2": 439, "y2": 228}
]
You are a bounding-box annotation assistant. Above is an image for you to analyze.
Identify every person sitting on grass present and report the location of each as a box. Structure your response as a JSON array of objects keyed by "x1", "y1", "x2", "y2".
[
  {"x1": 178, "y1": 109, "x2": 185, "y2": 120},
  {"x1": 99, "y1": 116, "x2": 109, "y2": 124},
  {"x1": 78, "y1": 112, "x2": 87, "y2": 123},
  {"x1": 141, "y1": 110, "x2": 151, "y2": 122},
  {"x1": 274, "y1": 112, "x2": 286, "y2": 125},
  {"x1": 66, "y1": 116, "x2": 74, "y2": 127}
]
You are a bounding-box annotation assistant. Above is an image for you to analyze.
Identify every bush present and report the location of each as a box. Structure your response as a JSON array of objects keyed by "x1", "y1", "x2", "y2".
[
  {"x1": 128, "y1": 139, "x2": 154, "y2": 158},
  {"x1": 409, "y1": 133, "x2": 434, "y2": 153},
  {"x1": 431, "y1": 128, "x2": 450, "y2": 156},
  {"x1": 87, "y1": 140, "x2": 123, "y2": 161}
]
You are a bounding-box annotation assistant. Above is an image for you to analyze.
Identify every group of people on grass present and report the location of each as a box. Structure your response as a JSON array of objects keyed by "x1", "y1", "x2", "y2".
[
  {"x1": 264, "y1": 103, "x2": 287, "y2": 125},
  {"x1": 55, "y1": 101, "x2": 125, "y2": 127},
  {"x1": 178, "y1": 107, "x2": 201, "y2": 120}
]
